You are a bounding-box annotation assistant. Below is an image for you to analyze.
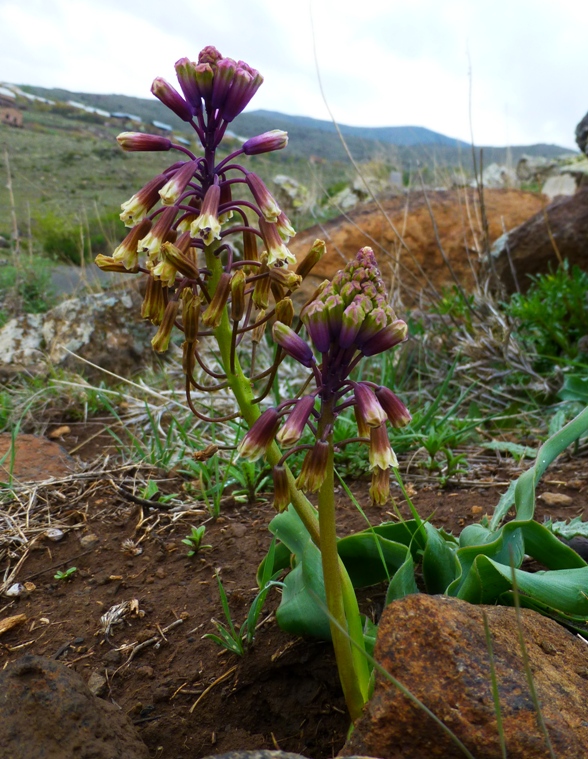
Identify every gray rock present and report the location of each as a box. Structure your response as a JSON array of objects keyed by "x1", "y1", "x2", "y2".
[
  {"x1": 0, "y1": 654, "x2": 149, "y2": 758},
  {"x1": 541, "y1": 173, "x2": 577, "y2": 201},
  {"x1": 576, "y1": 111, "x2": 588, "y2": 155},
  {"x1": 0, "y1": 288, "x2": 155, "y2": 380}
]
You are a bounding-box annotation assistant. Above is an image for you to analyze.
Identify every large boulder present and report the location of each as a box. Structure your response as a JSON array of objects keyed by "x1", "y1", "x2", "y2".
[
  {"x1": 489, "y1": 184, "x2": 588, "y2": 293},
  {"x1": 289, "y1": 189, "x2": 545, "y2": 305},
  {"x1": 341, "y1": 595, "x2": 588, "y2": 759},
  {"x1": 0, "y1": 655, "x2": 149, "y2": 758},
  {"x1": 0, "y1": 288, "x2": 155, "y2": 380},
  {"x1": 576, "y1": 111, "x2": 588, "y2": 155}
]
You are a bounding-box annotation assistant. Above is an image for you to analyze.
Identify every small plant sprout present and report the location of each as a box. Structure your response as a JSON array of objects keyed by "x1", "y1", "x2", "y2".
[
  {"x1": 182, "y1": 525, "x2": 211, "y2": 556},
  {"x1": 54, "y1": 566, "x2": 77, "y2": 581}
]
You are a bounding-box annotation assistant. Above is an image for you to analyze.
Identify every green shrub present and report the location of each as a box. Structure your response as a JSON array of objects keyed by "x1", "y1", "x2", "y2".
[{"x1": 505, "y1": 261, "x2": 588, "y2": 370}]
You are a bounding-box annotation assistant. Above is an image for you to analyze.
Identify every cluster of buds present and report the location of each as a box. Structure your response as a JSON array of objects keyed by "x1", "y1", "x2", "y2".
[
  {"x1": 239, "y1": 247, "x2": 411, "y2": 506},
  {"x1": 96, "y1": 47, "x2": 326, "y2": 421}
]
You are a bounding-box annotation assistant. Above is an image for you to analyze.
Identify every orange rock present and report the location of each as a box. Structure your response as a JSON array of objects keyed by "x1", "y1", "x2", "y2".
[{"x1": 341, "y1": 594, "x2": 588, "y2": 759}]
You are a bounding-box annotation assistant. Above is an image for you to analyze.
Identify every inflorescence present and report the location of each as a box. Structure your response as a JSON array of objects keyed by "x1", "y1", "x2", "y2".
[
  {"x1": 239, "y1": 247, "x2": 411, "y2": 506},
  {"x1": 96, "y1": 46, "x2": 326, "y2": 422}
]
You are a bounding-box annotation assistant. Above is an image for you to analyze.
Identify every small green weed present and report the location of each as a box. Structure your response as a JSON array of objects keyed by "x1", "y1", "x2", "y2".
[
  {"x1": 54, "y1": 566, "x2": 77, "y2": 581},
  {"x1": 182, "y1": 526, "x2": 211, "y2": 556}
]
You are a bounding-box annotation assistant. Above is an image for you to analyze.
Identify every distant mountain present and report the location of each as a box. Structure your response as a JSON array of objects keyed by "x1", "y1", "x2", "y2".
[
  {"x1": 236, "y1": 110, "x2": 470, "y2": 148},
  {"x1": 17, "y1": 84, "x2": 576, "y2": 168}
]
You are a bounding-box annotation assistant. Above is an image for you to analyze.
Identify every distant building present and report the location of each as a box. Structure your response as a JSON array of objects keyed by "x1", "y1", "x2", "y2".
[
  {"x1": 152, "y1": 120, "x2": 173, "y2": 132},
  {"x1": 111, "y1": 111, "x2": 142, "y2": 123},
  {"x1": 0, "y1": 86, "x2": 16, "y2": 107},
  {"x1": 0, "y1": 107, "x2": 23, "y2": 128},
  {"x1": 67, "y1": 100, "x2": 110, "y2": 118},
  {"x1": 175, "y1": 136, "x2": 191, "y2": 146}
]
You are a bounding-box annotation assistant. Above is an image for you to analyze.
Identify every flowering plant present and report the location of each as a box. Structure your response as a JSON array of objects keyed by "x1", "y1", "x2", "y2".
[{"x1": 97, "y1": 46, "x2": 410, "y2": 721}]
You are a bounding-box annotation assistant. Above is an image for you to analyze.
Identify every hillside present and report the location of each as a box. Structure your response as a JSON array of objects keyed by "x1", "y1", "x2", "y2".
[{"x1": 16, "y1": 84, "x2": 575, "y2": 168}]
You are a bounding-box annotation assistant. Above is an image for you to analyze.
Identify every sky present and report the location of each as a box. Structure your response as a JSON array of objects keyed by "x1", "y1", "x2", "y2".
[{"x1": 0, "y1": 0, "x2": 585, "y2": 150}]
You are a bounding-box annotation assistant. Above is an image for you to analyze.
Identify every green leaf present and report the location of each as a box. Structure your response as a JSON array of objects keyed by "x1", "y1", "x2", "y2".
[
  {"x1": 546, "y1": 516, "x2": 588, "y2": 541},
  {"x1": 481, "y1": 440, "x2": 536, "y2": 459},
  {"x1": 337, "y1": 532, "x2": 411, "y2": 587},
  {"x1": 422, "y1": 522, "x2": 460, "y2": 594},
  {"x1": 385, "y1": 552, "x2": 419, "y2": 604},
  {"x1": 558, "y1": 375, "x2": 588, "y2": 403}
]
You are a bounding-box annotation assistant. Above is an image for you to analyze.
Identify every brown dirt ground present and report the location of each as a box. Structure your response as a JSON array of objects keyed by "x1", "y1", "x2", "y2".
[{"x1": 1, "y1": 427, "x2": 588, "y2": 759}]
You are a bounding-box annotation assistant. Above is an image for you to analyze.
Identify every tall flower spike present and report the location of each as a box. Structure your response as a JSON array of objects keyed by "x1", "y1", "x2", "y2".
[{"x1": 238, "y1": 408, "x2": 280, "y2": 461}]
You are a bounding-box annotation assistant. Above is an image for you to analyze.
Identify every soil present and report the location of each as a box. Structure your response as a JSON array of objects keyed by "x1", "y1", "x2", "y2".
[{"x1": 1, "y1": 427, "x2": 588, "y2": 759}]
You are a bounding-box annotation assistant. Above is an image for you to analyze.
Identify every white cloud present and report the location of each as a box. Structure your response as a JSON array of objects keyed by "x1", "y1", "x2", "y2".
[{"x1": 0, "y1": 0, "x2": 585, "y2": 149}]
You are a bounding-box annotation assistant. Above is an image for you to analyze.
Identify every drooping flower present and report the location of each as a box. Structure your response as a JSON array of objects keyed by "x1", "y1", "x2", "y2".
[
  {"x1": 243, "y1": 130, "x2": 288, "y2": 156},
  {"x1": 296, "y1": 440, "x2": 329, "y2": 493},
  {"x1": 276, "y1": 395, "x2": 316, "y2": 448},
  {"x1": 190, "y1": 184, "x2": 221, "y2": 245},
  {"x1": 238, "y1": 408, "x2": 280, "y2": 461}
]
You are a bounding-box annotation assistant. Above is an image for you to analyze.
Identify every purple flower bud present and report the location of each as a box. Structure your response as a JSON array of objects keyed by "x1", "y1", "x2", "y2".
[
  {"x1": 159, "y1": 160, "x2": 199, "y2": 206},
  {"x1": 375, "y1": 386, "x2": 412, "y2": 428},
  {"x1": 116, "y1": 132, "x2": 172, "y2": 152},
  {"x1": 325, "y1": 294, "x2": 344, "y2": 341},
  {"x1": 211, "y1": 57, "x2": 237, "y2": 111},
  {"x1": 198, "y1": 46, "x2": 223, "y2": 65},
  {"x1": 151, "y1": 77, "x2": 193, "y2": 122},
  {"x1": 296, "y1": 440, "x2": 329, "y2": 493},
  {"x1": 243, "y1": 130, "x2": 288, "y2": 156},
  {"x1": 273, "y1": 465, "x2": 290, "y2": 512},
  {"x1": 361, "y1": 319, "x2": 408, "y2": 357},
  {"x1": 120, "y1": 174, "x2": 168, "y2": 228},
  {"x1": 339, "y1": 301, "x2": 365, "y2": 349},
  {"x1": 272, "y1": 322, "x2": 315, "y2": 367},
  {"x1": 174, "y1": 57, "x2": 204, "y2": 111},
  {"x1": 222, "y1": 65, "x2": 263, "y2": 122},
  {"x1": 353, "y1": 383, "x2": 387, "y2": 428},
  {"x1": 339, "y1": 280, "x2": 361, "y2": 305},
  {"x1": 356, "y1": 307, "x2": 388, "y2": 345},
  {"x1": 276, "y1": 395, "x2": 316, "y2": 448},
  {"x1": 369, "y1": 467, "x2": 390, "y2": 506},
  {"x1": 369, "y1": 424, "x2": 397, "y2": 470},
  {"x1": 247, "y1": 173, "x2": 282, "y2": 223},
  {"x1": 238, "y1": 408, "x2": 280, "y2": 461},
  {"x1": 302, "y1": 301, "x2": 331, "y2": 354}
]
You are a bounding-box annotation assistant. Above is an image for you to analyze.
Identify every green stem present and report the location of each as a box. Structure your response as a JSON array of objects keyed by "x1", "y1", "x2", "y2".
[{"x1": 204, "y1": 245, "x2": 368, "y2": 719}]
